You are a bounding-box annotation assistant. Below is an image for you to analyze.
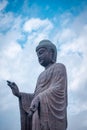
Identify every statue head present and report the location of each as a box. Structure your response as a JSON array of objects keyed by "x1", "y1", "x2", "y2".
[{"x1": 36, "y1": 39, "x2": 57, "y2": 68}]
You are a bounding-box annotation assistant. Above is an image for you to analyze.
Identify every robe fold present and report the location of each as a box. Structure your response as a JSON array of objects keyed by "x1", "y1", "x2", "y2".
[
  {"x1": 19, "y1": 63, "x2": 67, "y2": 130},
  {"x1": 19, "y1": 93, "x2": 33, "y2": 130}
]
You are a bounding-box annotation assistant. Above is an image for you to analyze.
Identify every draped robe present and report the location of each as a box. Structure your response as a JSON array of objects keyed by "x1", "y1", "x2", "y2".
[{"x1": 19, "y1": 63, "x2": 67, "y2": 130}]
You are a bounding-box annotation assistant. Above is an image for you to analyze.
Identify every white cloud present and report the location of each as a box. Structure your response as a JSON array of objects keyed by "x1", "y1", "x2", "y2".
[
  {"x1": 0, "y1": 41, "x2": 22, "y2": 80},
  {"x1": 23, "y1": 18, "x2": 53, "y2": 32},
  {"x1": 68, "y1": 110, "x2": 87, "y2": 130},
  {"x1": 0, "y1": 0, "x2": 8, "y2": 11},
  {"x1": 0, "y1": 12, "x2": 14, "y2": 31},
  {"x1": 2, "y1": 42, "x2": 22, "y2": 58}
]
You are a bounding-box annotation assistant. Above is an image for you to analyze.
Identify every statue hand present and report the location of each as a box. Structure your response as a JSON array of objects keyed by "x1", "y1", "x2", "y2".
[
  {"x1": 7, "y1": 80, "x2": 21, "y2": 98},
  {"x1": 28, "y1": 110, "x2": 33, "y2": 118},
  {"x1": 28, "y1": 96, "x2": 40, "y2": 117}
]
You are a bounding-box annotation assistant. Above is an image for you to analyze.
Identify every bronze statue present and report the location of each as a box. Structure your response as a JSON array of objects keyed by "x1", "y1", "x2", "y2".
[{"x1": 7, "y1": 40, "x2": 68, "y2": 130}]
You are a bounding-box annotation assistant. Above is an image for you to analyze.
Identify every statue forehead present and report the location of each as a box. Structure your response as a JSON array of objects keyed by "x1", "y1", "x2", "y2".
[
  {"x1": 36, "y1": 47, "x2": 47, "y2": 52},
  {"x1": 36, "y1": 40, "x2": 56, "y2": 52}
]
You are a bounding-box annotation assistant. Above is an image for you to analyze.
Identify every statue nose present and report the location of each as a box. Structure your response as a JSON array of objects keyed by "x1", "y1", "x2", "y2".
[
  {"x1": 38, "y1": 57, "x2": 42, "y2": 61},
  {"x1": 38, "y1": 54, "x2": 43, "y2": 59}
]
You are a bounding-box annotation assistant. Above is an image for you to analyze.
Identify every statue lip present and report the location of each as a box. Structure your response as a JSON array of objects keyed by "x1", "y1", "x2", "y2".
[
  {"x1": 38, "y1": 58, "x2": 44, "y2": 64},
  {"x1": 38, "y1": 57, "x2": 44, "y2": 61},
  {"x1": 39, "y1": 59, "x2": 44, "y2": 63}
]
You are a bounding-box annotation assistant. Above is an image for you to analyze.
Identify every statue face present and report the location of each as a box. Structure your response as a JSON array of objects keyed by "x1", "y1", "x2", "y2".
[{"x1": 36, "y1": 47, "x2": 53, "y2": 67}]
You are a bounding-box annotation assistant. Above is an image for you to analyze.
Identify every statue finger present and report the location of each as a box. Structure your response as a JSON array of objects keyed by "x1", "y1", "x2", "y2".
[
  {"x1": 7, "y1": 81, "x2": 12, "y2": 86},
  {"x1": 7, "y1": 80, "x2": 11, "y2": 84},
  {"x1": 7, "y1": 81, "x2": 14, "y2": 89},
  {"x1": 7, "y1": 80, "x2": 12, "y2": 86}
]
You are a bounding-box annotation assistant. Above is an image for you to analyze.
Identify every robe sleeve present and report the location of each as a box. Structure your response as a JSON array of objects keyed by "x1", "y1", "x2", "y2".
[
  {"x1": 19, "y1": 93, "x2": 34, "y2": 130},
  {"x1": 38, "y1": 63, "x2": 67, "y2": 130}
]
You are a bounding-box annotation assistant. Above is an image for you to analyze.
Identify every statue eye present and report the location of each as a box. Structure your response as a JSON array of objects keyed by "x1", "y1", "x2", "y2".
[
  {"x1": 38, "y1": 49, "x2": 46, "y2": 55},
  {"x1": 39, "y1": 50, "x2": 45, "y2": 54}
]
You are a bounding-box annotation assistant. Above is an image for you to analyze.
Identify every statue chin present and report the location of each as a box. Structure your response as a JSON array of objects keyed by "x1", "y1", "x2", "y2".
[{"x1": 39, "y1": 59, "x2": 44, "y2": 64}]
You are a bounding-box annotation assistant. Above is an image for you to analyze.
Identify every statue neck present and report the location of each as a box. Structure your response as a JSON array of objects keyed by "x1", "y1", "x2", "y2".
[{"x1": 45, "y1": 63, "x2": 54, "y2": 69}]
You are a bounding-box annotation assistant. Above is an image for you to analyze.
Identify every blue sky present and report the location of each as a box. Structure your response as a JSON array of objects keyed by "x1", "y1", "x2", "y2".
[
  {"x1": 0, "y1": 0, "x2": 87, "y2": 130},
  {"x1": 5, "y1": 0, "x2": 86, "y2": 16}
]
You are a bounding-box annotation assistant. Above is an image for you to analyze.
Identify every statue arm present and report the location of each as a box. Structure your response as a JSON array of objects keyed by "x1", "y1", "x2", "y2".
[
  {"x1": 49, "y1": 63, "x2": 67, "y2": 90},
  {"x1": 37, "y1": 63, "x2": 67, "y2": 108},
  {"x1": 7, "y1": 80, "x2": 21, "y2": 98},
  {"x1": 35, "y1": 64, "x2": 68, "y2": 130},
  {"x1": 28, "y1": 64, "x2": 67, "y2": 116},
  {"x1": 23, "y1": 63, "x2": 67, "y2": 118},
  {"x1": 42, "y1": 63, "x2": 67, "y2": 93},
  {"x1": 28, "y1": 95, "x2": 40, "y2": 117}
]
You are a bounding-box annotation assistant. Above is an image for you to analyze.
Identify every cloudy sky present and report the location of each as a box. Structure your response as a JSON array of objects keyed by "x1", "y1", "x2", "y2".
[{"x1": 0, "y1": 0, "x2": 87, "y2": 130}]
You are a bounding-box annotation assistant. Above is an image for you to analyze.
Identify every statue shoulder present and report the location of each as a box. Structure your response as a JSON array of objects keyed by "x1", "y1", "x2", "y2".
[{"x1": 54, "y1": 63, "x2": 66, "y2": 70}]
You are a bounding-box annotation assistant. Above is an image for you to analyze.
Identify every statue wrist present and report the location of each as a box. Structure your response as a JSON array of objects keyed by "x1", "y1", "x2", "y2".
[{"x1": 18, "y1": 92, "x2": 21, "y2": 98}]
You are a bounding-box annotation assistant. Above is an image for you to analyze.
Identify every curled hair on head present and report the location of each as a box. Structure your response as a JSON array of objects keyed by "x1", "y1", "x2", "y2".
[{"x1": 36, "y1": 39, "x2": 57, "y2": 63}]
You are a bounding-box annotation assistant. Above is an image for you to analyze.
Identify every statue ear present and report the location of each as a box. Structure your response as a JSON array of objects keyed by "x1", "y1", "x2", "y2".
[
  {"x1": 50, "y1": 49, "x2": 55, "y2": 63},
  {"x1": 50, "y1": 49, "x2": 57, "y2": 63}
]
